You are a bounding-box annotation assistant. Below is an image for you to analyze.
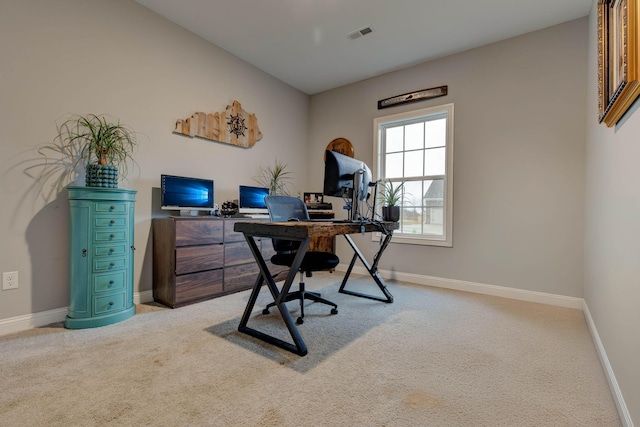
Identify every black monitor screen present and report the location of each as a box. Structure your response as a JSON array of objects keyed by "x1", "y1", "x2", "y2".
[
  {"x1": 323, "y1": 150, "x2": 372, "y2": 201},
  {"x1": 161, "y1": 175, "x2": 214, "y2": 209}
]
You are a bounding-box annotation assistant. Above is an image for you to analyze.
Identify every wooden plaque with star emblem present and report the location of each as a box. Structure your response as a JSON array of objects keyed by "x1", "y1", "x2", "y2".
[{"x1": 173, "y1": 100, "x2": 263, "y2": 148}]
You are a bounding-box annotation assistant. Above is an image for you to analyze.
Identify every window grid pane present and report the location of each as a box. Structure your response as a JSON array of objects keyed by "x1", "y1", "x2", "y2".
[{"x1": 376, "y1": 104, "x2": 452, "y2": 245}]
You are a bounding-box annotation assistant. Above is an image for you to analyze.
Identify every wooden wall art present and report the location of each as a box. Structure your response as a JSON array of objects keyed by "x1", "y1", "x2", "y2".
[
  {"x1": 174, "y1": 100, "x2": 263, "y2": 148},
  {"x1": 378, "y1": 85, "x2": 447, "y2": 109},
  {"x1": 325, "y1": 137, "x2": 354, "y2": 158}
]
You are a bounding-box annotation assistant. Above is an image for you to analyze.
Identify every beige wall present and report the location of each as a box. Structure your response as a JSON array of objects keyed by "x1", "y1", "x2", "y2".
[
  {"x1": 584, "y1": 1, "x2": 640, "y2": 423},
  {"x1": 309, "y1": 18, "x2": 588, "y2": 298},
  {"x1": 0, "y1": 0, "x2": 309, "y2": 319},
  {"x1": 1, "y1": 0, "x2": 637, "y2": 423}
]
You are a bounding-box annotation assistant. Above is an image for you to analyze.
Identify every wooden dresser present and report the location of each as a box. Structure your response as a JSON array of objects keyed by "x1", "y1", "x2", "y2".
[{"x1": 152, "y1": 217, "x2": 278, "y2": 308}]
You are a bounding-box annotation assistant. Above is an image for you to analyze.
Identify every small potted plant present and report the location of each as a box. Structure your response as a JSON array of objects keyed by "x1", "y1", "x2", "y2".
[
  {"x1": 253, "y1": 158, "x2": 292, "y2": 195},
  {"x1": 379, "y1": 180, "x2": 405, "y2": 222},
  {"x1": 55, "y1": 114, "x2": 137, "y2": 188}
]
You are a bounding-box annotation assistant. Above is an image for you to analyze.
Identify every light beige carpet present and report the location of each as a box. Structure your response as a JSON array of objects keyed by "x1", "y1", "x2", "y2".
[{"x1": 0, "y1": 274, "x2": 621, "y2": 426}]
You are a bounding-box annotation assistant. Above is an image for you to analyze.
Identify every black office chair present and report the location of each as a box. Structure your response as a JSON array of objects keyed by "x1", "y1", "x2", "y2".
[{"x1": 263, "y1": 195, "x2": 339, "y2": 324}]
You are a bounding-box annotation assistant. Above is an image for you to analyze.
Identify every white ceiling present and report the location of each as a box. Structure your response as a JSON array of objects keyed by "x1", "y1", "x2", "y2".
[{"x1": 134, "y1": 0, "x2": 593, "y2": 95}]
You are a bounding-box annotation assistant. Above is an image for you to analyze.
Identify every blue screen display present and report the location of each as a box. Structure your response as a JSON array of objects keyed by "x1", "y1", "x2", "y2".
[
  {"x1": 239, "y1": 185, "x2": 269, "y2": 209},
  {"x1": 161, "y1": 175, "x2": 214, "y2": 209}
]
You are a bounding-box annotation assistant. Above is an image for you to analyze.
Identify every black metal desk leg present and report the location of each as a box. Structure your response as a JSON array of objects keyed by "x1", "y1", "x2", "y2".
[
  {"x1": 338, "y1": 234, "x2": 393, "y2": 303},
  {"x1": 237, "y1": 235, "x2": 310, "y2": 356}
]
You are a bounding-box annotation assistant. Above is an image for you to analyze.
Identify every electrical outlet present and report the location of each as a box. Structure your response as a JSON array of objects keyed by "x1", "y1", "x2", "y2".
[{"x1": 2, "y1": 271, "x2": 18, "y2": 290}]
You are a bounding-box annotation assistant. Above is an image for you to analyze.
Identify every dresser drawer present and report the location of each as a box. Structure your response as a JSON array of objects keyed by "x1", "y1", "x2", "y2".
[
  {"x1": 224, "y1": 241, "x2": 255, "y2": 266},
  {"x1": 94, "y1": 202, "x2": 127, "y2": 214},
  {"x1": 94, "y1": 257, "x2": 127, "y2": 272},
  {"x1": 224, "y1": 263, "x2": 260, "y2": 292},
  {"x1": 93, "y1": 271, "x2": 126, "y2": 293},
  {"x1": 175, "y1": 269, "x2": 224, "y2": 304},
  {"x1": 94, "y1": 216, "x2": 127, "y2": 228},
  {"x1": 224, "y1": 219, "x2": 248, "y2": 242},
  {"x1": 175, "y1": 220, "x2": 223, "y2": 246},
  {"x1": 176, "y1": 244, "x2": 224, "y2": 275},
  {"x1": 94, "y1": 230, "x2": 127, "y2": 243},
  {"x1": 94, "y1": 243, "x2": 127, "y2": 257},
  {"x1": 94, "y1": 292, "x2": 126, "y2": 315}
]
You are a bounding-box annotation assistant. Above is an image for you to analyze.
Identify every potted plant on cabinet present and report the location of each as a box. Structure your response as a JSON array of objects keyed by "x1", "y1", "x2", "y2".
[
  {"x1": 253, "y1": 158, "x2": 292, "y2": 195},
  {"x1": 379, "y1": 180, "x2": 405, "y2": 222},
  {"x1": 55, "y1": 114, "x2": 138, "y2": 188}
]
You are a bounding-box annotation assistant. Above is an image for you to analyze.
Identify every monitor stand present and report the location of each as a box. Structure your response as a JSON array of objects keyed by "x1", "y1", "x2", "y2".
[{"x1": 179, "y1": 209, "x2": 200, "y2": 216}]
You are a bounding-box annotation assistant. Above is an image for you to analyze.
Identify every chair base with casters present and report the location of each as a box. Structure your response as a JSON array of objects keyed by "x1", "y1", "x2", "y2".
[{"x1": 262, "y1": 270, "x2": 338, "y2": 324}]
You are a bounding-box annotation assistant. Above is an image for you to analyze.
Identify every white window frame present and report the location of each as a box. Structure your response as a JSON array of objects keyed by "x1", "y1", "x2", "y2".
[{"x1": 373, "y1": 103, "x2": 454, "y2": 247}]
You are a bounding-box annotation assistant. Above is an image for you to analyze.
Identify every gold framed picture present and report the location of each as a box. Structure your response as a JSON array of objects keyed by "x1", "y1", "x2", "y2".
[{"x1": 598, "y1": 0, "x2": 640, "y2": 127}]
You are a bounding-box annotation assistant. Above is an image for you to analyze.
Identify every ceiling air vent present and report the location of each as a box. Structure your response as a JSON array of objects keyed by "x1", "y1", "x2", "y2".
[{"x1": 347, "y1": 26, "x2": 373, "y2": 40}]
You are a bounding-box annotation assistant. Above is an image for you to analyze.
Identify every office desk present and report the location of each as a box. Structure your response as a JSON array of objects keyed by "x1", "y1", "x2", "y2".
[{"x1": 234, "y1": 220, "x2": 395, "y2": 356}]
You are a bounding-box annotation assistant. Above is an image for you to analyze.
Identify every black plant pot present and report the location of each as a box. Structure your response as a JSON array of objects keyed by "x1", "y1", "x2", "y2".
[
  {"x1": 85, "y1": 164, "x2": 118, "y2": 188},
  {"x1": 382, "y1": 205, "x2": 400, "y2": 222}
]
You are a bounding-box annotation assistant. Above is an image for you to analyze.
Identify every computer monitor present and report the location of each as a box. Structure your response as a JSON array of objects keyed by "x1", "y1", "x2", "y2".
[
  {"x1": 161, "y1": 174, "x2": 214, "y2": 216},
  {"x1": 238, "y1": 185, "x2": 269, "y2": 214},
  {"x1": 323, "y1": 150, "x2": 373, "y2": 220}
]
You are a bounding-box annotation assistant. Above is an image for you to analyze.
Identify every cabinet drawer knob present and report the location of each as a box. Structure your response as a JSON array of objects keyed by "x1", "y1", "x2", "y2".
[
  {"x1": 110, "y1": 205, "x2": 115, "y2": 210},
  {"x1": 109, "y1": 248, "x2": 115, "y2": 253},
  {"x1": 110, "y1": 234, "x2": 115, "y2": 238},
  {"x1": 109, "y1": 280, "x2": 114, "y2": 285},
  {"x1": 109, "y1": 262, "x2": 115, "y2": 267},
  {"x1": 109, "y1": 301, "x2": 114, "y2": 306},
  {"x1": 110, "y1": 219, "x2": 115, "y2": 224}
]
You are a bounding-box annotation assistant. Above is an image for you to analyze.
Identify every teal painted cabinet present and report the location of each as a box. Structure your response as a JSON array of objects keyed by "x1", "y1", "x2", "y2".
[{"x1": 65, "y1": 186, "x2": 137, "y2": 329}]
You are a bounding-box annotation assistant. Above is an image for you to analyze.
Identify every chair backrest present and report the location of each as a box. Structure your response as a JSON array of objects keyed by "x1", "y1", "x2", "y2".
[{"x1": 264, "y1": 195, "x2": 310, "y2": 253}]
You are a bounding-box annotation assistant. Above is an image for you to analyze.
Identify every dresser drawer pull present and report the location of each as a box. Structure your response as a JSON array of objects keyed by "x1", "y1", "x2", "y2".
[
  {"x1": 109, "y1": 248, "x2": 115, "y2": 253},
  {"x1": 109, "y1": 262, "x2": 115, "y2": 267},
  {"x1": 110, "y1": 234, "x2": 115, "y2": 238},
  {"x1": 110, "y1": 219, "x2": 115, "y2": 224},
  {"x1": 110, "y1": 205, "x2": 115, "y2": 210},
  {"x1": 109, "y1": 301, "x2": 114, "y2": 306},
  {"x1": 82, "y1": 248, "x2": 87, "y2": 257},
  {"x1": 109, "y1": 280, "x2": 114, "y2": 285}
]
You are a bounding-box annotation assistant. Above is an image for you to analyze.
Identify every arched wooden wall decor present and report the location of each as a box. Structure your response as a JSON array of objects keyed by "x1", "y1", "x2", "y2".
[
  {"x1": 325, "y1": 137, "x2": 354, "y2": 159},
  {"x1": 174, "y1": 100, "x2": 263, "y2": 148}
]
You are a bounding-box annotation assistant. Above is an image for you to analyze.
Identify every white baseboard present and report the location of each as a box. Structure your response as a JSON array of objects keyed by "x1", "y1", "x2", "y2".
[
  {"x1": 582, "y1": 302, "x2": 634, "y2": 427},
  {"x1": 335, "y1": 263, "x2": 632, "y2": 425},
  {"x1": 336, "y1": 264, "x2": 584, "y2": 309},
  {"x1": 0, "y1": 290, "x2": 155, "y2": 337}
]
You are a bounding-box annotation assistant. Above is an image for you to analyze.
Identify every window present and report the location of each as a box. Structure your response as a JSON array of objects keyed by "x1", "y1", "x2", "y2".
[{"x1": 373, "y1": 103, "x2": 454, "y2": 247}]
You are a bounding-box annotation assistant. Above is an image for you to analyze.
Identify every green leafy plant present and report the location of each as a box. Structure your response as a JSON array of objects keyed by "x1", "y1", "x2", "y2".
[
  {"x1": 54, "y1": 114, "x2": 138, "y2": 179},
  {"x1": 253, "y1": 158, "x2": 292, "y2": 195},
  {"x1": 378, "y1": 180, "x2": 405, "y2": 207}
]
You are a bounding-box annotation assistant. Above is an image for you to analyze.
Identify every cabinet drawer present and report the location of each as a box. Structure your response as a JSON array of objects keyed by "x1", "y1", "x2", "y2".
[
  {"x1": 94, "y1": 216, "x2": 127, "y2": 228},
  {"x1": 93, "y1": 271, "x2": 126, "y2": 293},
  {"x1": 94, "y1": 243, "x2": 127, "y2": 257},
  {"x1": 224, "y1": 263, "x2": 260, "y2": 292},
  {"x1": 224, "y1": 219, "x2": 248, "y2": 242},
  {"x1": 94, "y1": 230, "x2": 126, "y2": 243},
  {"x1": 224, "y1": 241, "x2": 256, "y2": 266},
  {"x1": 95, "y1": 202, "x2": 127, "y2": 213},
  {"x1": 176, "y1": 220, "x2": 223, "y2": 246},
  {"x1": 94, "y1": 257, "x2": 127, "y2": 272},
  {"x1": 176, "y1": 245, "x2": 224, "y2": 275},
  {"x1": 175, "y1": 269, "x2": 223, "y2": 304},
  {"x1": 94, "y1": 292, "x2": 126, "y2": 315}
]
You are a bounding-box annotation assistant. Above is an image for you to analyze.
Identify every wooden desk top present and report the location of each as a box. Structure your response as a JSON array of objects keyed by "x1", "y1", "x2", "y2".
[{"x1": 234, "y1": 220, "x2": 395, "y2": 239}]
